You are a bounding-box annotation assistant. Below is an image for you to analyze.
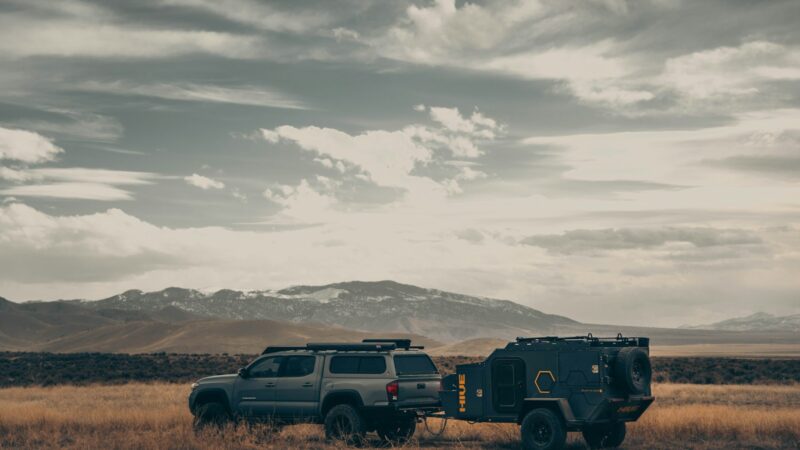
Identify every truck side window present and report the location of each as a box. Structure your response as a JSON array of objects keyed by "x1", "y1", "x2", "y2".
[
  {"x1": 281, "y1": 355, "x2": 316, "y2": 377},
  {"x1": 330, "y1": 356, "x2": 387, "y2": 374},
  {"x1": 249, "y1": 356, "x2": 282, "y2": 378}
]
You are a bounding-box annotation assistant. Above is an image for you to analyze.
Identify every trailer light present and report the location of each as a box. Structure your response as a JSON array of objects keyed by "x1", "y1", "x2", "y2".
[{"x1": 386, "y1": 380, "x2": 399, "y2": 401}]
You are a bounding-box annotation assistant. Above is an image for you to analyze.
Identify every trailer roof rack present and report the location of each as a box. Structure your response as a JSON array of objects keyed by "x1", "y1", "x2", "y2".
[
  {"x1": 509, "y1": 334, "x2": 648, "y2": 348},
  {"x1": 261, "y1": 342, "x2": 399, "y2": 354},
  {"x1": 361, "y1": 338, "x2": 424, "y2": 350}
]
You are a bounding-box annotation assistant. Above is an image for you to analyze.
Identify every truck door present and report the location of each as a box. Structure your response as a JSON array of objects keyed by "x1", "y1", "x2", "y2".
[
  {"x1": 491, "y1": 358, "x2": 525, "y2": 413},
  {"x1": 274, "y1": 355, "x2": 320, "y2": 419},
  {"x1": 235, "y1": 355, "x2": 282, "y2": 417}
]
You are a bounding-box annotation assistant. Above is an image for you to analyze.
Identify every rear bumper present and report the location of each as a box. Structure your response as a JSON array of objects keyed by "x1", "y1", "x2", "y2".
[
  {"x1": 363, "y1": 402, "x2": 442, "y2": 417},
  {"x1": 583, "y1": 396, "x2": 654, "y2": 424}
]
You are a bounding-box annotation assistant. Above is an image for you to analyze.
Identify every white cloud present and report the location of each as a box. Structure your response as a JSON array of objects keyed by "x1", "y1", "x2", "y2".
[
  {"x1": 0, "y1": 127, "x2": 63, "y2": 163},
  {"x1": 661, "y1": 41, "x2": 797, "y2": 100},
  {"x1": 262, "y1": 125, "x2": 436, "y2": 193},
  {"x1": 263, "y1": 179, "x2": 337, "y2": 223},
  {"x1": 158, "y1": 0, "x2": 332, "y2": 34},
  {"x1": 332, "y1": 27, "x2": 360, "y2": 42},
  {"x1": 0, "y1": 183, "x2": 134, "y2": 201},
  {"x1": 260, "y1": 106, "x2": 502, "y2": 202},
  {"x1": 1, "y1": 167, "x2": 160, "y2": 201},
  {"x1": 0, "y1": 167, "x2": 33, "y2": 182},
  {"x1": 0, "y1": 17, "x2": 262, "y2": 59},
  {"x1": 79, "y1": 81, "x2": 309, "y2": 110},
  {"x1": 184, "y1": 173, "x2": 225, "y2": 190}
]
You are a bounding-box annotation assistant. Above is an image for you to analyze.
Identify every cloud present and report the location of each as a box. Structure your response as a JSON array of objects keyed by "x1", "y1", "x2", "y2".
[
  {"x1": 157, "y1": 0, "x2": 333, "y2": 34},
  {"x1": 0, "y1": 203, "x2": 191, "y2": 282},
  {"x1": 1, "y1": 167, "x2": 161, "y2": 201},
  {"x1": 184, "y1": 173, "x2": 225, "y2": 190},
  {"x1": 0, "y1": 127, "x2": 63, "y2": 163},
  {"x1": 521, "y1": 227, "x2": 763, "y2": 255},
  {"x1": 0, "y1": 183, "x2": 135, "y2": 201},
  {"x1": 5, "y1": 110, "x2": 124, "y2": 143},
  {"x1": 263, "y1": 179, "x2": 337, "y2": 223},
  {"x1": 78, "y1": 81, "x2": 309, "y2": 110},
  {"x1": 702, "y1": 155, "x2": 800, "y2": 179},
  {"x1": 662, "y1": 41, "x2": 800, "y2": 101},
  {"x1": 0, "y1": 13, "x2": 262, "y2": 59}
]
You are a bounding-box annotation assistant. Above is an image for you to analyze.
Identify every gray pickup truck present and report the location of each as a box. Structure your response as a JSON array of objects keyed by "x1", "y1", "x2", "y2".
[{"x1": 188, "y1": 339, "x2": 441, "y2": 443}]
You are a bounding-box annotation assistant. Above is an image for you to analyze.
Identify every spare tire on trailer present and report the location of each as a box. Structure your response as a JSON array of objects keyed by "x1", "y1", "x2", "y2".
[{"x1": 614, "y1": 347, "x2": 651, "y2": 395}]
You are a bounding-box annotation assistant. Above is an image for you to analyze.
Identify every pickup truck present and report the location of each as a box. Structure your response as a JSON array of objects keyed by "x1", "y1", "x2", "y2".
[{"x1": 188, "y1": 339, "x2": 441, "y2": 443}]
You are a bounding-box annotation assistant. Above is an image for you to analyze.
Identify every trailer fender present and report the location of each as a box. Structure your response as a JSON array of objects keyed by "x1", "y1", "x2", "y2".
[{"x1": 518, "y1": 398, "x2": 576, "y2": 424}]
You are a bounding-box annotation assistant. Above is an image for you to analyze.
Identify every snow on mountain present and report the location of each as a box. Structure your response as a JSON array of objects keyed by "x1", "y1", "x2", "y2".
[
  {"x1": 80, "y1": 280, "x2": 578, "y2": 342},
  {"x1": 685, "y1": 312, "x2": 800, "y2": 332}
]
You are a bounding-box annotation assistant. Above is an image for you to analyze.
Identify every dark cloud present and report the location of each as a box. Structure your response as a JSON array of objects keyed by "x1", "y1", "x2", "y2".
[{"x1": 703, "y1": 155, "x2": 800, "y2": 179}]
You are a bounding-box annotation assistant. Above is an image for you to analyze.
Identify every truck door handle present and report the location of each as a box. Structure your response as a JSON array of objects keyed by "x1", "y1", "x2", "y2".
[
  {"x1": 302, "y1": 382, "x2": 313, "y2": 387},
  {"x1": 264, "y1": 383, "x2": 276, "y2": 387}
]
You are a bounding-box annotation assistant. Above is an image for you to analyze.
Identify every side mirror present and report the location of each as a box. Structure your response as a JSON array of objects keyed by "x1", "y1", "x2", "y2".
[{"x1": 237, "y1": 367, "x2": 248, "y2": 378}]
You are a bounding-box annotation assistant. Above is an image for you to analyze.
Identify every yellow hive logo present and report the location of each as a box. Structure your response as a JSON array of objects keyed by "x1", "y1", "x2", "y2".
[{"x1": 458, "y1": 374, "x2": 466, "y2": 412}]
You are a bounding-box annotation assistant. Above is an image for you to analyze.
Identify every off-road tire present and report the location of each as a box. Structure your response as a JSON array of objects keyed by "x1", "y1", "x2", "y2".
[
  {"x1": 376, "y1": 416, "x2": 416, "y2": 444},
  {"x1": 521, "y1": 408, "x2": 567, "y2": 450},
  {"x1": 614, "y1": 347, "x2": 651, "y2": 395},
  {"x1": 582, "y1": 422, "x2": 626, "y2": 448},
  {"x1": 193, "y1": 401, "x2": 230, "y2": 430},
  {"x1": 324, "y1": 404, "x2": 366, "y2": 445}
]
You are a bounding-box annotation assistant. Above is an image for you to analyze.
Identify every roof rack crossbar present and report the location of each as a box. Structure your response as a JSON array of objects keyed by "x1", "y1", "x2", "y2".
[{"x1": 362, "y1": 338, "x2": 419, "y2": 349}]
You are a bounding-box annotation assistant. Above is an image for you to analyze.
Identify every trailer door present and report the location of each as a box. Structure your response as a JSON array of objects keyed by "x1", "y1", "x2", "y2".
[{"x1": 491, "y1": 358, "x2": 525, "y2": 413}]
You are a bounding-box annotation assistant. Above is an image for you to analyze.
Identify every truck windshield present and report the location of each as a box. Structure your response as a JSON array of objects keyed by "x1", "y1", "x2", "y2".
[{"x1": 393, "y1": 355, "x2": 437, "y2": 375}]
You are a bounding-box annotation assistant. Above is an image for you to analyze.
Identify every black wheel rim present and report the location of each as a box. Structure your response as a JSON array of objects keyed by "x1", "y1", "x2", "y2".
[
  {"x1": 632, "y1": 360, "x2": 643, "y2": 383},
  {"x1": 333, "y1": 416, "x2": 352, "y2": 438},
  {"x1": 531, "y1": 418, "x2": 553, "y2": 445}
]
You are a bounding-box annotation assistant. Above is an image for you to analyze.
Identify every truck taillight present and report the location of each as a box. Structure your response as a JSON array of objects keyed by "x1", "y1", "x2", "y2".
[{"x1": 386, "y1": 380, "x2": 399, "y2": 401}]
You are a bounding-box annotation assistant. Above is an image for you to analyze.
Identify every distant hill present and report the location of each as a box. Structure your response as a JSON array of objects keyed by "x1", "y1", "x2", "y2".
[
  {"x1": 74, "y1": 281, "x2": 579, "y2": 342},
  {"x1": 427, "y1": 338, "x2": 509, "y2": 357},
  {"x1": 684, "y1": 312, "x2": 800, "y2": 332},
  {"x1": 0, "y1": 293, "x2": 437, "y2": 353},
  {"x1": 32, "y1": 319, "x2": 440, "y2": 354}
]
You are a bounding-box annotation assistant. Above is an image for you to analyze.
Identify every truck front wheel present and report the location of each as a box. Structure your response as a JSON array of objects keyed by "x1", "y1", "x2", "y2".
[
  {"x1": 376, "y1": 416, "x2": 416, "y2": 444},
  {"x1": 193, "y1": 401, "x2": 230, "y2": 430},
  {"x1": 324, "y1": 404, "x2": 366, "y2": 445},
  {"x1": 520, "y1": 408, "x2": 566, "y2": 450},
  {"x1": 582, "y1": 422, "x2": 626, "y2": 448}
]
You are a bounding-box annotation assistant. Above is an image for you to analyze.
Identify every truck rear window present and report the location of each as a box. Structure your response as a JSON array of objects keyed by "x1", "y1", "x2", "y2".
[
  {"x1": 329, "y1": 355, "x2": 387, "y2": 374},
  {"x1": 393, "y1": 355, "x2": 438, "y2": 375}
]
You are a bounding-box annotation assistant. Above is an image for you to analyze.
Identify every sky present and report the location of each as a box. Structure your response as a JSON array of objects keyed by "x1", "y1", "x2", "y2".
[{"x1": 1, "y1": 0, "x2": 799, "y2": 327}]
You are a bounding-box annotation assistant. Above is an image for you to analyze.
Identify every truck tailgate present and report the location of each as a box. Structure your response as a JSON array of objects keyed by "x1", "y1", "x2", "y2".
[
  {"x1": 397, "y1": 375, "x2": 441, "y2": 407},
  {"x1": 392, "y1": 353, "x2": 442, "y2": 407}
]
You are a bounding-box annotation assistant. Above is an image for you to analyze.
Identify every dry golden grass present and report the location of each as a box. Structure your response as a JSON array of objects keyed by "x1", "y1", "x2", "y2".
[{"x1": 0, "y1": 383, "x2": 798, "y2": 449}]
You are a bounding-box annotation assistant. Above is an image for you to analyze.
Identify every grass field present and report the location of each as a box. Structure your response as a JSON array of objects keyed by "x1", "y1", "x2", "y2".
[{"x1": 0, "y1": 383, "x2": 797, "y2": 449}]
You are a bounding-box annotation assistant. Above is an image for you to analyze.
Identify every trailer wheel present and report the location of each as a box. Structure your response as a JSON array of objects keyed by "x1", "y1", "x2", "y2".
[
  {"x1": 582, "y1": 422, "x2": 626, "y2": 448},
  {"x1": 521, "y1": 408, "x2": 566, "y2": 450}
]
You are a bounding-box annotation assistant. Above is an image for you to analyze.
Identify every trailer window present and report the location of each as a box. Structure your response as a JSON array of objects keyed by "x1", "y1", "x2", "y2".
[{"x1": 393, "y1": 355, "x2": 437, "y2": 375}]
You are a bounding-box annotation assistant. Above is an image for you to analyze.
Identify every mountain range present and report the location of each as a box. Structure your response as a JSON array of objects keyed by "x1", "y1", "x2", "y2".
[
  {"x1": 684, "y1": 312, "x2": 800, "y2": 332},
  {"x1": 2, "y1": 280, "x2": 797, "y2": 354},
  {"x1": 71, "y1": 281, "x2": 579, "y2": 343}
]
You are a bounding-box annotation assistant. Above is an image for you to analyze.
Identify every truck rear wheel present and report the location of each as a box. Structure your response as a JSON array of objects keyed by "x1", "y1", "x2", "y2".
[
  {"x1": 324, "y1": 404, "x2": 366, "y2": 445},
  {"x1": 521, "y1": 408, "x2": 566, "y2": 450},
  {"x1": 376, "y1": 416, "x2": 416, "y2": 444},
  {"x1": 193, "y1": 401, "x2": 230, "y2": 430},
  {"x1": 582, "y1": 422, "x2": 626, "y2": 448}
]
